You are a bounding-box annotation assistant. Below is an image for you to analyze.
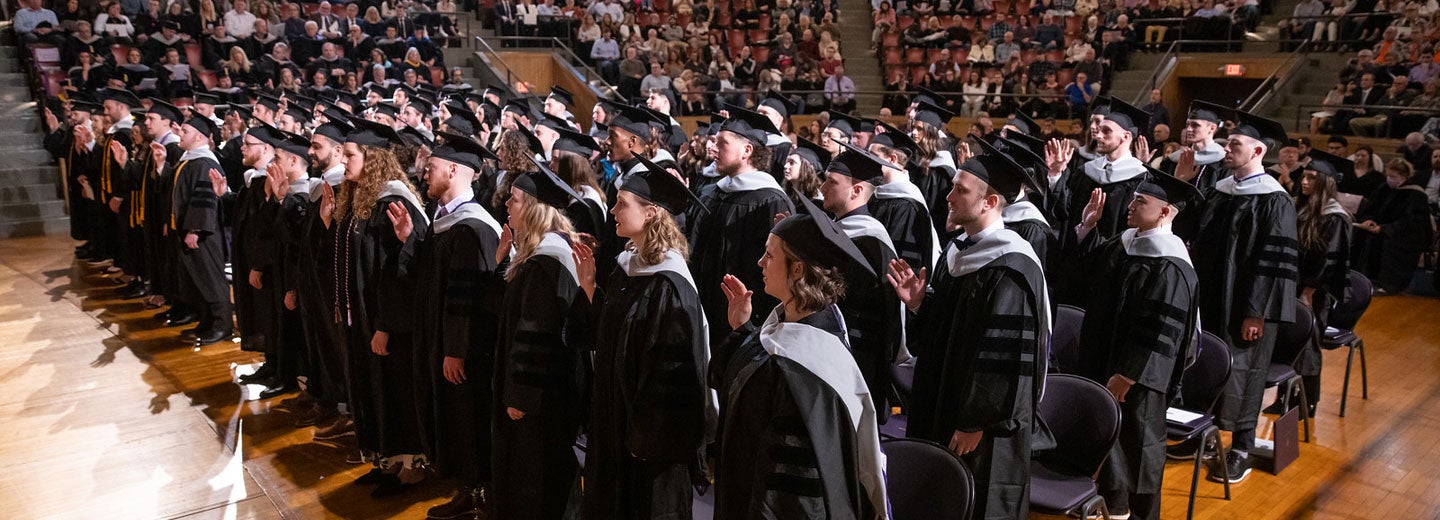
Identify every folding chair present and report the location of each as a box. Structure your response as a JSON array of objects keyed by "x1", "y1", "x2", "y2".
[
  {"x1": 882, "y1": 438, "x2": 975, "y2": 520},
  {"x1": 1048, "y1": 304, "x2": 1085, "y2": 374},
  {"x1": 1322, "y1": 270, "x2": 1372, "y2": 417},
  {"x1": 1167, "y1": 331, "x2": 1233, "y2": 520},
  {"x1": 1030, "y1": 374, "x2": 1121, "y2": 519},
  {"x1": 1266, "y1": 297, "x2": 1316, "y2": 442}
]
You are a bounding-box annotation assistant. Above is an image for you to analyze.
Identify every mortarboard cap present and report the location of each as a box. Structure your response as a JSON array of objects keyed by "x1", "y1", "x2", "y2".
[
  {"x1": 547, "y1": 86, "x2": 574, "y2": 108},
  {"x1": 369, "y1": 102, "x2": 400, "y2": 119},
  {"x1": 720, "y1": 106, "x2": 781, "y2": 144},
  {"x1": 958, "y1": 149, "x2": 1029, "y2": 201},
  {"x1": 313, "y1": 119, "x2": 354, "y2": 144},
  {"x1": 398, "y1": 125, "x2": 432, "y2": 148},
  {"x1": 791, "y1": 137, "x2": 832, "y2": 170},
  {"x1": 605, "y1": 101, "x2": 657, "y2": 138},
  {"x1": 758, "y1": 90, "x2": 797, "y2": 119},
  {"x1": 1006, "y1": 110, "x2": 1039, "y2": 135},
  {"x1": 183, "y1": 114, "x2": 218, "y2": 139},
  {"x1": 145, "y1": 97, "x2": 183, "y2": 123},
  {"x1": 912, "y1": 100, "x2": 955, "y2": 129},
  {"x1": 869, "y1": 121, "x2": 918, "y2": 157},
  {"x1": 1305, "y1": 149, "x2": 1353, "y2": 182},
  {"x1": 1187, "y1": 100, "x2": 1228, "y2": 125},
  {"x1": 975, "y1": 137, "x2": 1044, "y2": 202},
  {"x1": 826, "y1": 110, "x2": 862, "y2": 137},
  {"x1": 553, "y1": 127, "x2": 601, "y2": 157},
  {"x1": 429, "y1": 131, "x2": 491, "y2": 171},
  {"x1": 515, "y1": 156, "x2": 583, "y2": 209},
  {"x1": 624, "y1": 154, "x2": 707, "y2": 215},
  {"x1": 1095, "y1": 97, "x2": 1147, "y2": 136},
  {"x1": 105, "y1": 89, "x2": 144, "y2": 108},
  {"x1": 1229, "y1": 110, "x2": 1288, "y2": 148},
  {"x1": 1135, "y1": 166, "x2": 1203, "y2": 210},
  {"x1": 266, "y1": 130, "x2": 312, "y2": 160},
  {"x1": 826, "y1": 141, "x2": 891, "y2": 185},
  {"x1": 346, "y1": 116, "x2": 403, "y2": 149},
  {"x1": 772, "y1": 196, "x2": 876, "y2": 280},
  {"x1": 253, "y1": 92, "x2": 282, "y2": 111},
  {"x1": 193, "y1": 92, "x2": 223, "y2": 106}
]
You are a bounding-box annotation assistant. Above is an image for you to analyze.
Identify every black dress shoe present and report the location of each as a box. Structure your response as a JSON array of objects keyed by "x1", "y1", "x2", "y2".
[
  {"x1": 1207, "y1": 451, "x2": 1252, "y2": 484},
  {"x1": 258, "y1": 384, "x2": 295, "y2": 399},
  {"x1": 371, "y1": 474, "x2": 419, "y2": 498},
  {"x1": 182, "y1": 326, "x2": 204, "y2": 337},
  {"x1": 165, "y1": 314, "x2": 198, "y2": 327},
  {"x1": 120, "y1": 284, "x2": 149, "y2": 299},
  {"x1": 154, "y1": 309, "x2": 174, "y2": 321},
  {"x1": 195, "y1": 329, "x2": 233, "y2": 345},
  {"x1": 354, "y1": 468, "x2": 389, "y2": 486},
  {"x1": 238, "y1": 365, "x2": 276, "y2": 384},
  {"x1": 428, "y1": 489, "x2": 484, "y2": 519}
]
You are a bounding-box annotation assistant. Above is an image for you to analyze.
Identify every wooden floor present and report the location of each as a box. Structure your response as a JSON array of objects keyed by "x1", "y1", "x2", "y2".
[{"x1": 3, "y1": 233, "x2": 1440, "y2": 519}]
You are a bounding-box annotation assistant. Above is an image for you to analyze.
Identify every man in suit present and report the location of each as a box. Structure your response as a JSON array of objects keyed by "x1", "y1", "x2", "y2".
[
  {"x1": 314, "y1": 1, "x2": 344, "y2": 42},
  {"x1": 1348, "y1": 74, "x2": 1409, "y2": 137},
  {"x1": 1333, "y1": 72, "x2": 1384, "y2": 134}
]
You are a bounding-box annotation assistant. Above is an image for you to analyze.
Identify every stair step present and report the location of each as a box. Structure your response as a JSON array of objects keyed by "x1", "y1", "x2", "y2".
[
  {"x1": 1, "y1": 149, "x2": 55, "y2": 167},
  {"x1": 0, "y1": 216, "x2": 71, "y2": 238},
  {"x1": 0, "y1": 199, "x2": 69, "y2": 219},
  {"x1": 0, "y1": 166, "x2": 63, "y2": 186},
  {"x1": 0, "y1": 183, "x2": 62, "y2": 203}
]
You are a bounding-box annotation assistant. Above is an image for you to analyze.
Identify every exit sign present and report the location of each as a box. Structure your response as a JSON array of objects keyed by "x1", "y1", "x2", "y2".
[{"x1": 1224, "y1": 64, "x2": 1246, "y2": 76}]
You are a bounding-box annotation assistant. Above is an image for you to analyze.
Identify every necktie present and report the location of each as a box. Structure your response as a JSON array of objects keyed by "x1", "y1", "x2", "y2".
[
  {"x1": 436, "y1": 206, "x2": 449, "y2": 219},
  {"x1": 1103, "y1": 162, "x2": 1113, "y2": 183},
  {"x1": 953, "y1": 236, "x2": 978, "y2": 251}
]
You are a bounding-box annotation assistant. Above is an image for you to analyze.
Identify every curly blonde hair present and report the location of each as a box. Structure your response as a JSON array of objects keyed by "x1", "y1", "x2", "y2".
[
  {"x1": 507, "y1": 189, "x2": 580, "y2": 281},
  {"x1": 493, "y1": 129, "x2": 539, "y2": 207},
  {"x1": 334, "y1": 145, "x2": 420, "y2": 221},
  {"x1": 627, "y1": 204, "x2": 689, "y2": 266},
  {"x1": 776, "y1": 237, "x2": 846, "y2": 314}
]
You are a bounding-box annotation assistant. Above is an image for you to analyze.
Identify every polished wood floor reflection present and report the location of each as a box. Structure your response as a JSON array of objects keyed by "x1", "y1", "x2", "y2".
[{"x1": 2, "y1": 233, "x2": 1439, "y2": 519}]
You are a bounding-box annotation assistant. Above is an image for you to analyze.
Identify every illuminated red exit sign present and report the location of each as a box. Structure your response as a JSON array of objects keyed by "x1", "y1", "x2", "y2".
[{"x1": 1224, "y1": 64, "x2": 1246, "y2": 77}]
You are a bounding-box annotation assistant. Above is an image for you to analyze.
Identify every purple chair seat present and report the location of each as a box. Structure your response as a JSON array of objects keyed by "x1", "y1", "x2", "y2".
[
  {"x1": 879, "y1": 413, "x2": 909, "y2": 439},
  {"x1": 1029, "y1": 463, "x2": 1099, "y2": 513}
]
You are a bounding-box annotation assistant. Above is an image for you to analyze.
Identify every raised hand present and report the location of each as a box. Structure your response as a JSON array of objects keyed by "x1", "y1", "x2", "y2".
[
  {"x1": 207, "y1": 168, "x2": 227, "y2": 197},
  {"x1": 719, "y1": 274, "x2": 753, "y2": 330},
  {"x1": 1173, "y1": 148, "x2": 1197, "y2": 182},
  {"x1": 319, "y1": 182, "x2": 336, "y2": 228},
  {"x1": 886, "y1": 258, "x2": 927, "y2": 312},
  {"x1": 43, "y1": 106, "x2": 60, "y2": 133},
  {"x1": 771, "y1": 211, "x2": 792, "y2": 226},
  {"x1": 1134, "y1": 135, "x2": 1154, "y2": 164},
  {"x1": 496, "y1": 224, "x2": 514, "y2": 265},
  {"x1": 386, "y1": 201, "x2": 413, "y2": 243},
  {"x1": 572, "y1": 242, "x2": 597, "y2": 302},
  {"x1": 266, "y1": 161, "x2": 289, "y2": 199},
  {"x1": 1079, "y1": 188, "x2": 1106, "y2": 232},
  {"x1": 110, "y1": 139, "x2": 129, "y2": 167},
  {"x1": 1045, "y1": 138, "x2": 1074, "y2": 175},
  {"x1": 149, "y1": 141, "x2": 166, "y2": 168}
]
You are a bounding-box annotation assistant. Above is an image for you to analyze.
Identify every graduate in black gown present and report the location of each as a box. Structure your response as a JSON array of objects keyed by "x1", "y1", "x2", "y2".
[
  {"x1": 170, "y1": 115, "x2": 235, "y2": 344},
  {"x1": 230, "y1": 126, "x2": 282, "y2": 379},
  {"x1": 43, "y1": 100, "x2": 101, "y2": 257},
  {"x1": 251, "y1": 130, "x2": 321, "y2": 399},
  {"x1": 818, "y1": 144, "x2": 905, "y2": 424},
  {"x1": 391, "y1": 133, "x2": 506, "y2": 518},
  {"x1": 573, "y1": 156, "x2": 716, "y2": 520},
  {"x1": 549, "y1": 130, "x2": 614, "y2": 275},
  {"x1": 982, "y1": 137, "x2": 1054, "y2": 269},
  {"x1": 324, "y1": 118, "x2": 432, "y2": 496},
  {"x1": 686, "y1": 107, "x2": 795, "y2": 344},
  {"x1": 1159, "y1": 101, "x2": 1229, "y2": 241},
  {"x1": 94, "y1": 90, "x2": 141, "y2": 268},
  {"x1": 756, "y1": 91, "x2": 797, "y2": 183},
  {"x1": 1045, "y1": 98, "x2": 1150, "y2": 305},
  {"x1": 781, "y1": 137, "x2": 828, "y2": 207},
  {"x1": 1063, "y1": 170, "x2": 1202, "y2": 520},
  {"x1": 1184, "y1": 110, "x2": 1298, "y2": 484},
  {"x1": 889, "y1": 152, "x2": 1052, "y2": 520},
  {"x1": 491, "y1": 165, "x2": 588, "y2": 520},
  {"x1": 868, "y1": 122, "x2": 942, "y2": 274},
  {"x1": 711, "y1": 210, "x2": 889, "y2": 519},
  {"x1": 1272, "y1": 151, "x2": 1352, "y2": 418},
  {"x1": 907, "y1": 101, "x2": 958, "y2": 240},
  {"x1": 139, "y1": 104, "x2": 183, "y2": 311},
  {"x1": 1351, "y1": 159, "x2": 1434, "y2": 294},
  {"x1": 294, "y1": 120, "x2": 354, "y2": 435}
]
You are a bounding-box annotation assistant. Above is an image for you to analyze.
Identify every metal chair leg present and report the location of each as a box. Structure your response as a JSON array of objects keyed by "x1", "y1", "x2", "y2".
[
  {"x1": 1357, "y1": 340, "x2": 1368, "y2": 399},
  {"x1": 1340, "y1": 343, "x2": 1356, "y2": 417},
  {"x1": 1213, "y1": 430, "x2": 1231, "y2": 500},
  {"x1": 1297, "y1": 378, "x2": 1311, "y2": 442},
  {"x1": 1187, "y1": 440, "x2": 1203, "y2": 520}
]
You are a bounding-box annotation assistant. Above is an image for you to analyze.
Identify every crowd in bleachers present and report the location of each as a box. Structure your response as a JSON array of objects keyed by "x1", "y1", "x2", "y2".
[{"x1": 13, "y1": 0, "x2": 469, "y2": 100}]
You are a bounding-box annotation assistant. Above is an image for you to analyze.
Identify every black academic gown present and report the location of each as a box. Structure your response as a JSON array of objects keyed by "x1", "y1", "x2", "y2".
[
  {"x1": 44, "y1": 126, "x2": 95, "y2": 242},
  {"x1": 335, "y1": 188, "x2": 430, "y2": 460},
  {"x1": 170, "y1": 151, "x2": 234, "y2": 334},
  {"x1": 1158, "y1": 144, "x2": 1225, "y2": 242},
  {"x1": 293, "y1": 177, "x2": 348, "y2": 407},
  {"x1": 584, "y1": 251, "x2": 712, "y2": 520},
  {"x1": 914, "y1": 155, "x2": 956, "y2": 241},
  {"x1": 1281, "y1": 203, "x2": 1350, "y2": 377},
  {"x1": 232, "y1": 171, "x2": 277, "y2": 354},
  {"x1": 907, "y1": 230, "x2": 1051, "y2": 520},
  {"x1": 835, "y1": 208, "x2": 903, "y2": 424},
  {"x1": 1352, "y1": 181, "x2": 1433, "y2": 292},
  {"x1": 710, "y1": 306, "x2": 882, "y2": 520},
  {"x1": 870, "y1": 176, "x2": 940, "y2": 273},
  {"x1": 410, "y1": 202, "x2": 503, "y2": 486},
  {"x1": 492, "y1": 233, "x2": 586, "y2": 520},
  {"x1": 143, "y1": 145, "x2": 176, "y2": 297},
  {"x1": 254, "y1": 180, "x2": 315, "y2": 387},
  {"x1": 94, "y1": 125, "x2": 135, "y2": 260},
  {"x1": 1068, "y1": 228, "x2": 1199, "y2": 519},
  {"x1": 1191, "y1": 174, "x2": 1298, "y2": 434},
  {"x1": 1002, "y1": 200, "x2": 1054, "y2": 271},
  {"x1": 686, "y1": 174, "x2": 794, "y2": 345}
]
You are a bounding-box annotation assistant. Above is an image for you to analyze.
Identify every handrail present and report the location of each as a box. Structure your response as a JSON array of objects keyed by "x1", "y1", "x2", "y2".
[
  {"x1": 1293, "y1": 102, "x2": 1440, "y2": 132},
  {"x1": 1133, "y1": 40, "x2": 1181, "y2": 106},
  {"x1": 473, "y1": 36, "x2": 521, "y2": 91},
  {"x1": 1241, "y1": 39, "x2": 1312, "y2": 112},
  {"x1": 474, "y1": 35, "x2": 622, "y2": 102},
  {"x1": 430, "y1": 11, "x2": 476, "y2": 48}
]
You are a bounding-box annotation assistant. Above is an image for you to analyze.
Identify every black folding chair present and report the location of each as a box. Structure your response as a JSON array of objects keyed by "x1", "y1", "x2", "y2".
[
  {"x1": 1322, "y1": 270, "x2": 1373, "y2": 417},
  {"x1": 1266, "y1": 298, "x2": 1316, "y2": 442},
  {"x1": 1029, "y1": 374, "x2": 1122, "y2": 519},
  {"x1": 882, "y1": 438, "x2": 975, "y2": 520},
  {"x1": 1168, "y1": 331, "x2": 1233, "y2": 520},
  {"x1": 1048, "y1": 304, "x2": 1086, "y2": 374}
]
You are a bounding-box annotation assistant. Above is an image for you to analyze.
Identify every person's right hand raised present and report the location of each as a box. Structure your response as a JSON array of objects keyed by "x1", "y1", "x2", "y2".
[{"x1": 720, "y1": 274, "x2": 753, "y2": 331}]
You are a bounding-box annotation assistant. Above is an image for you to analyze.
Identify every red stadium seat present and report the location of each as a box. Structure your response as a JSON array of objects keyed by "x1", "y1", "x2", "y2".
[
  {"x1": 184, "y1": 42, "x2": 203, "y2": 70},
  {"x1": 197, "y1": 70, "x2": 217, "y2": 90},
  {"x1": 926, "y1": 47, "x2": 945, "y2": 62},
  {"x1": 758, "y1": 13, "x2": 771, "y2": 31},
  {"x1": 752, "y1": 45, "x2": 769, "y2": 64},
  {"x1": 431, "y1": 66, "x2": 444, "y2": 85},
  {"x1": 910, "y1": 66, "x2": 927, "y2": 85},
  {"x1": 678, "y1": 12, "x2": 691, "y2": 26},
  {"x1": 111, "y1": 44, "x2": 133, "y2": 65},
  {"x1": 897, "y1": 15, "x2": 914, "y2": 29},
  {"x1": 905, "y1": 47, "x2": 925, "y2": 65},
  {"x1": 748, "y1": 28, "x2": 768, "y2": 43},
  {"x1": 882, "y1": 31, "x2": 900, "y2": 48},
  {"x1": 884, "y1": 47, "x2": 903, "y2": 65}
]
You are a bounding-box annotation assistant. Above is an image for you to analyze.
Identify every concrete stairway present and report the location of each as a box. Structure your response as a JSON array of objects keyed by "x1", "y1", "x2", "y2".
[
  {"x1": 834, "y1": 0, "x2": 883, "y2": 114},
  {"x1": 1254, "y1": 52, "x2": 1351, "y2": 132},
  {"x1": 0, "y1": 43, "x2": 70, "y2": 239}
]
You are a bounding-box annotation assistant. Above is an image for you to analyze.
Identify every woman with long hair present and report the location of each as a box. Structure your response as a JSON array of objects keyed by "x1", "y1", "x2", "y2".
[
  {"x1": 319, "y1": 118, "x2": 431, "y2": 496},
  {"x1": 483, "y1": 129, "x2": 541, "y2": 222},
  {"x1": 1352, "y1": 158, "x2": 1435, "y2": 294},
  {"x1": 490, "y1": 163, "x2": 587, "y2": 520},
  {"x1": 1274, "y1": 150, "x2": 1352, "y2": 417},
  {"x1": 711, "y1": 210, "x2": 888, "y2": 518},
  {"x1": 574, "y1": 160, "x2": 714, "y2": 520},
  {"x1": 224, "y1": 46, "x2": 259, "y2": 86},
  {"x1": 1339, "y1": 144, "x2": 1384, "y2": 195},
  {"x1": 908, "y1": 104, "x2": 957, "y2": 238},
  {"x1": 783, "y1": 138, "x2": 826, "y2": 207}
]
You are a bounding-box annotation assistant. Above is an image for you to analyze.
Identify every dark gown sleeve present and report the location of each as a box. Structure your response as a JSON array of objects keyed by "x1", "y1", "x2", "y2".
[
  {"x1": 179, "y1": 159, "x2": 223, "y2": 234},
  {"x1": 1319, "y1": 213, "x2": 1353, "y2": 296},
  {"x1": 952, "y1": 269, "x2": 1040, "y2": 434},
  {"x1": 371, "y1": 196, "x2": 429, "y2": 334},
  {"x1": 278, "y1": 192, "x2": 312, "y2": 295},
  {"x1": 502, "y1": 256, "x2": 581, "y2": 414},
  {"x1": 1378, "y1": 190, "x2": 1434, "y2": 250},
  {"x1": 624, "y1": 275, "x2": 710, "y2": 463},
  {"x1": 1247, "y1": 194, "x2": 1300, "y2": 322},
  {"x1": 1110, "y1": 261, "x2": 1194, "y2": 394},
  {"x1": 440, "y1": 226, "x2": 502, "y2": 359}
]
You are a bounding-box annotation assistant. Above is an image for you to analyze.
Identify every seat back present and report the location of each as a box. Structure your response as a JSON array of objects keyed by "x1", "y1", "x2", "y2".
[
  {"x1": 1178, "y1": 331, "x2": 1231, "y2": 413},
  {"x1": 1048, "y1": 304, "x2": 1085, "y2": 374},
  {"x1": 1033, "y1": 374, "x2": 1121, "y2": 478},
  {"x1": 1275, "y1": 298, "x2": 1317, "y2": 364},
  {"x1": 1329, "y1": 270, "x2": 1373, "y2": 331},
  {"x1": 881, "y1": 438, "x2": 975, "y2": 520}
]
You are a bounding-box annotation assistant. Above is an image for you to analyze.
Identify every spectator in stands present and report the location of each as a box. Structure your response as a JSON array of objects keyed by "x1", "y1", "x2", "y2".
[
  {"x1": 1342, "y1": 144, "x2": 1387, "y2": 194},
  {"x1": 1065, "y1": 37, "x2": 1094, "y2": 63},
  {"x1": 67, "y1": 50, "x2": 111, "y2": 92},
  {"x1": 826, "y1": 64, "x2": 857, "y2": 113},
  {"x1": 1153, "y1": 123, "x2": 1175, "y2": 144},
  {"x1": 640, "y1": 62, "x2": 672, "y2": 94},
  {"x1": 1350, "y1": 74, "x2": 1409, "y2": 136},
  {"x1": 1142, "y1": 88, "x2": 1170, "y2": 136},
  {"x1": 1334, "y1": 72, "x2": 1383, "y2": 132},
  {"x1": 1340, "y1": 49, "x2": 1379, "y2": 86},
  {"x1": 96, "y1": 1, "x2": 137, "y2": 42},
  {"x1": 1136, "y1": 0, "x2": 1179, "y2": 51},
  {"x1": 1035, "y1": 13, "x2": 1064, "y2": 49},
  {"x1": 1065, "y1": 71, "x2": 1098, "y2": 116},
  {"x1": 1396, "y1": 80, "x2": 1440, "y2": 135},
  {"x1": 16, "y1": 0, "x2": 61, "y2": 46},
  {"x1": 989, "y1": 13, "x2": 1014, "y2": 40},
  {"x1": 1281, "y1": 0, "x2": 1325, "y2": 48},
  {"x1": 960, "y1": 70, "x2": 990, "y2": 116},
  {"x1": 873, "y1": 1, "x2": 897, "y2": 50},
  {"x1": 133, "y1": 0, "x2": 162, "y2": 42},
  {"x1": 1312, "y1": 0, "x2": 1348, "y2": 50},
  {"x1": 245, "y1": 19, "x2": 282, "y2": 58},
  {"x1": 930, "y1": 48, "x2": 963, "y2": 81},
  {"x1": 224, "y1": 0, "x2": 257, "y2": 39},
  {"x1": 56, "y1": 0, "x2": 88, "y2": 33},
  {"x1": 995, "y1": 31, "x2": 1022, "y2": 64},
  {"x1": 1353, "y1": 158, "x2": 1434, "y2": 294},
  {"x1": 1398, "y1": 132, "x2": 1434, "y2": 172},
  {"x1": 969, "y1": 34, "x2": 995, "y2": 65},
  {"x1": 1050, "y1": 0, "x2": 1078, "y2": 16}
]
